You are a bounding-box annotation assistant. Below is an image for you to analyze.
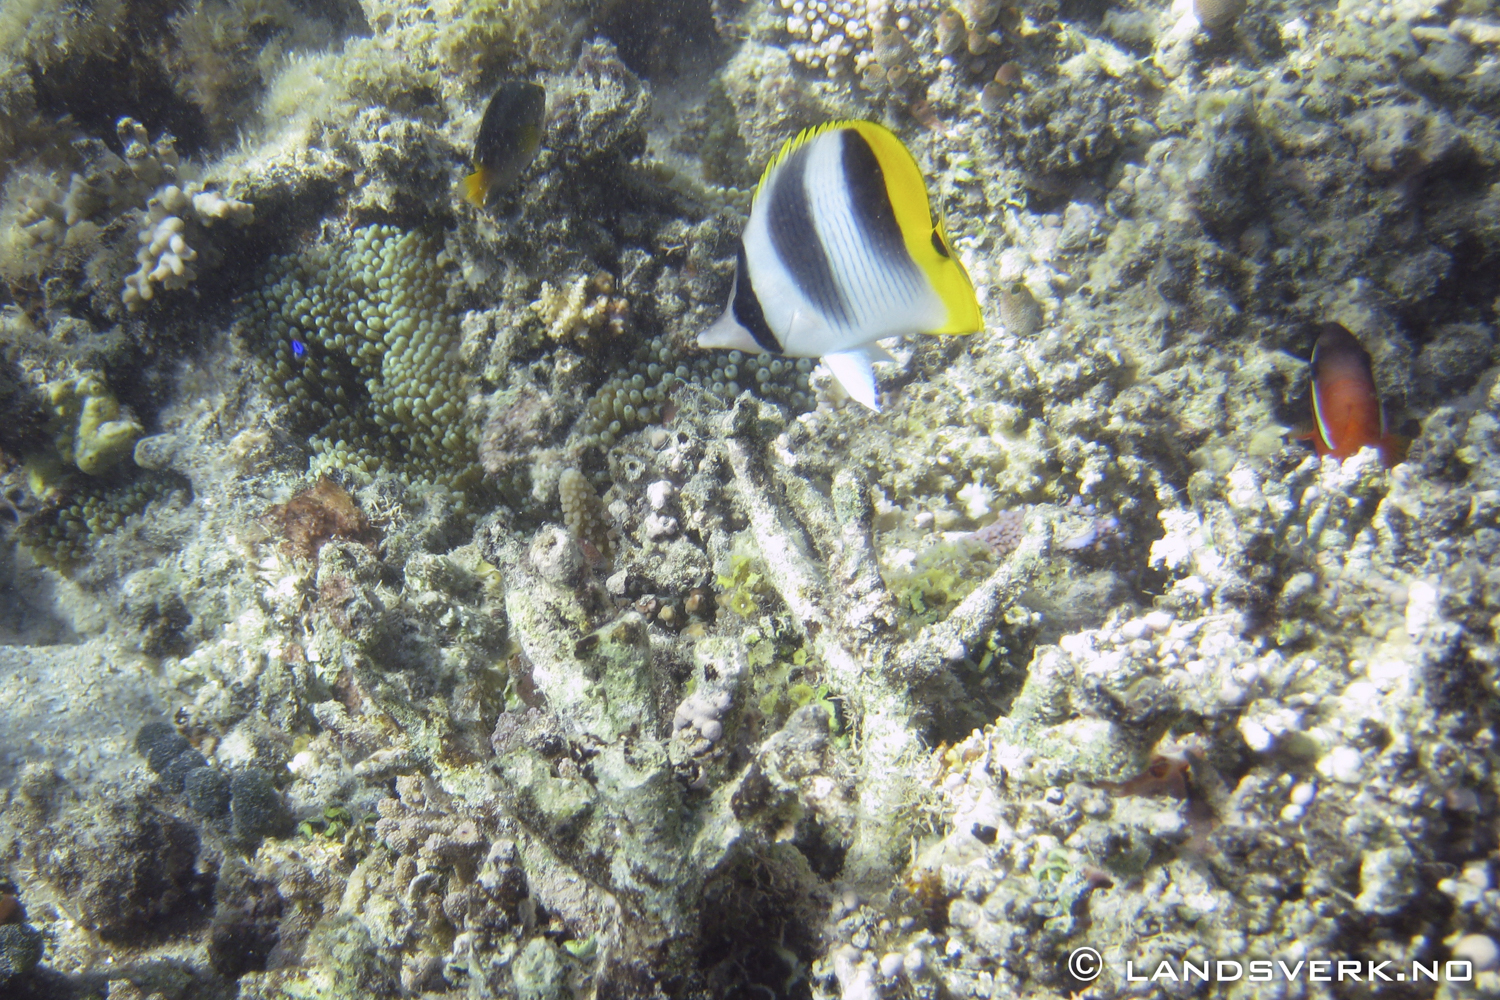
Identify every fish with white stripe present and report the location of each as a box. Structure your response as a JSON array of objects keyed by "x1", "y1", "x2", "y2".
[{"x1": 698, "y1": 120, "x2": 983, "y2": 411}]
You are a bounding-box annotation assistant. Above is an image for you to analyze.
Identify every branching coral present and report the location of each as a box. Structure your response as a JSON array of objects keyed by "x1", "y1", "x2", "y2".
[
  {"x1": 122, "y1": 180, "x2": 254, "y2": 312},
  {"x1": 715, "y1": 413, "x2": 1041, "y2": 888},
  {"x1": 772, "y1": 0, "x2": 926, "y2": 78},
  {"x1": 530, "y1": 271, "x2": 631, "y2": 348},
  {"x1": 0, "y1": 117, "x2": 253, "y2": 313}
]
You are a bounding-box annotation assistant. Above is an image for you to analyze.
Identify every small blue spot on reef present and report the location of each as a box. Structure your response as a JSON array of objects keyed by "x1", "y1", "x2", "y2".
[{"x1": 291, "y1": 339, "x2": 306, "y2": 359}]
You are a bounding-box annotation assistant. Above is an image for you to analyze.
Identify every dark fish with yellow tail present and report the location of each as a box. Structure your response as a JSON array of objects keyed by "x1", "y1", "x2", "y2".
[
  {"x1": 1306, "y1": 323, "x2": 1409, "y2": 466},
  {"x1": 698, "y1": 120, "x2": 983, "y2": 411},
  {"x1": 460, "y1": 81, "x2": 546, "y2": 208}
]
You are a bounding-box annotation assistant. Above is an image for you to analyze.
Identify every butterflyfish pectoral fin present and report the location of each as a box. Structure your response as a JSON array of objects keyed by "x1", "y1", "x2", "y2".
[
  {"x1": 823, "y1": 349, "x2": 882, "y2": 412},
  {"x1": 784, "y1": 305, "x2": 837, "y2": 355}
]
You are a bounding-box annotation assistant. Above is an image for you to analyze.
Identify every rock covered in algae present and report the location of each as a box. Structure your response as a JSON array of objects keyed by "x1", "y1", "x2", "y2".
[
  {"x1": 7, "y1": 0, "x2": 1500, "y2": 990},
  {"x1": 21, "y1": 792, "x2": 212, "y2": 944},
  {"x1": 0, "y1": 921, "x2": 42, "y2": 987}
]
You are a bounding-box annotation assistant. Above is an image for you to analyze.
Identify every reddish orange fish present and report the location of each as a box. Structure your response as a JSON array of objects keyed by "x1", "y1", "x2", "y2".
[{"x1": 1306, "y1": 323, "x2": 1407, "y2": 466}]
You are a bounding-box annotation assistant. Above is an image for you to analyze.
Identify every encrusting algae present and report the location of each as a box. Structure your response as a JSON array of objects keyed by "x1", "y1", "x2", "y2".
[{"x1": 267, "y1": 476, "x2": 378, "y2": 560}]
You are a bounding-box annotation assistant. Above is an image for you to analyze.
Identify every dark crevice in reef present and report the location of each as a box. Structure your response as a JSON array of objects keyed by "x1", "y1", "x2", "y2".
[
  {"x1": 222, "y1": 177, "x2": 348, "y2": 277},
  {"x1": 29, "y1": 28, "x2": 210, "y2": 157},
  {"x1": 598, "y1": 0, "x2": 729, "y2": 83},
  {"x1": 791, "y1": 814, "x2": 847, "y2": 882},
  {"x1": 693, "y1": 852, "x2": 820, "y2": 1000}
]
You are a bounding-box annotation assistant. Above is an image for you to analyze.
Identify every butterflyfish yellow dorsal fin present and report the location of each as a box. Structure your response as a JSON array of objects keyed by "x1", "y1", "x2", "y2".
[{"x1": 753, "y1": 120, "x2": 858, "y2": 206}]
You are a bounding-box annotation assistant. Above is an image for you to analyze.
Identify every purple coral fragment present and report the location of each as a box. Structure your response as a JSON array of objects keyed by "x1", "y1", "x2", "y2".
[
  {"x1": 972, "y1": 509, "x2": 1026, "y2": 558},
  {"x1": 673, "y1": 689, "x2": 733, "y2": 744}
]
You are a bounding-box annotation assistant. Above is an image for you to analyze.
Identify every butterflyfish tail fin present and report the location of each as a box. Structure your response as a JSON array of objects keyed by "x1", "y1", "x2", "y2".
[{"x1": 823, "y1": 348, "x2": 882, "y2": 413}]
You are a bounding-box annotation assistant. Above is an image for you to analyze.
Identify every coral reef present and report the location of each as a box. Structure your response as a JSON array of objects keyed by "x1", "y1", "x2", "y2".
[
  {"x1": 3, "y1": 0, "x2": 1500, "y2": 994},
  {"x1": 0, "y1": 921, "x2": 41, "y2": 989},
  {"x1": 14, "y1": 471, "x2": 187, "y2": 572},
  {"x1": 266, "y1": 476, "x2": 378, "y2": 560},
  {"x1": 26, "y1": 789, "x2": 215, "y2": 944},
  {"x1": 576, "y1": 341, "x2": 819, "y2": 447},
  {"x1": 122, "y1": 178, "x2": 254, "y2": 312},
  {"x1": 137, "y1": 721, "x2": 290, "y2": 846},
  {"x1": 557, "y1": 467, "x2": 614, "y2": 560},
  {"x1": 531, "y1": 270, "x2": 631, "y2": 348},
  {"x1": 37, "y1": 374, "x2": 143, "y2": 478}
]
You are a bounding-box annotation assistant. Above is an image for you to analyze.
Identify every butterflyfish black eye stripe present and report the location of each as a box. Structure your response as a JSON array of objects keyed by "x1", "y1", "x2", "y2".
[
  {"x1": 731, "y1": 242, "x2": 782, "y2": 353},
  {"x1": 840, "y1": 129, "x2": 922, "y2": 288},
  {"x1": 768, "y1": 143, "x2": 850, "y2": 327}
]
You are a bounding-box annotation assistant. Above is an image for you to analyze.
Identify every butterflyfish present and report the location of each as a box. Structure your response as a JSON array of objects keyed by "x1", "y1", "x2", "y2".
[
  {"x1": 460, "y1": 81, "x2": 546, "y2": 208},
  {"x1": 1307, "y1": 323, "x2": 1408, "y2": 466},
  {"x1": 697, "y1": 121, "x2": 983, "y2": 411}
]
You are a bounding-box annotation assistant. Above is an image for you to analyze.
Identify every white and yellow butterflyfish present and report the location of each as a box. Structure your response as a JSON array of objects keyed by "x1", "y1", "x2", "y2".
[{"x1": 698, "y1": 120, "x2": 983, "y2": 411}]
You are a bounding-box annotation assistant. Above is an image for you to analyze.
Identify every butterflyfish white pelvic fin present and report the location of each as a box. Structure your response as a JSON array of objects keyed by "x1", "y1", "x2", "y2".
[{"x1": 822, "y1": 348, "x2": 883, "y2": 412}]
